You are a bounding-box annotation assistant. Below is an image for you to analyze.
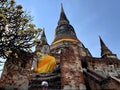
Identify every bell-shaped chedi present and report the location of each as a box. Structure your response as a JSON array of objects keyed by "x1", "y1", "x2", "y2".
[{"x1": 52, "y1": 4, "x2": 79, "y2": 46}]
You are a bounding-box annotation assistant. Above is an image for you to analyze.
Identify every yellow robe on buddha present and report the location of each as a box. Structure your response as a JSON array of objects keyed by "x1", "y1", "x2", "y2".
[{"x1": 34, "y1": 54, "x2": 56, "y2": 73}]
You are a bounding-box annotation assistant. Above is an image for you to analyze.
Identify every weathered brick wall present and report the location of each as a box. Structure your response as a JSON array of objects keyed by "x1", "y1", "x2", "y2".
[
  {"x1": 60, "y1": 45, "x2": 86, "y2": 89},
  {"x1": 1, "y1": 53, "x2": 33, "y2": 90}
]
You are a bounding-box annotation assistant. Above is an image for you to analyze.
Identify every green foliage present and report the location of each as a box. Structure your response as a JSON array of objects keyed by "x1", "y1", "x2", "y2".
[{"x1": 0, "y1": 0, "x2": 42, "y2": 59}]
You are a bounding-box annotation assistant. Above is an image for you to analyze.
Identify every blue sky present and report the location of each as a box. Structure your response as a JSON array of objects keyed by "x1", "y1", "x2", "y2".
[
  {"x1": 1, "y1": 0, "x2": 120, "y2": 75},
  {"x1": 16, "y1": 0, "x2": 120, "y2": 58}
]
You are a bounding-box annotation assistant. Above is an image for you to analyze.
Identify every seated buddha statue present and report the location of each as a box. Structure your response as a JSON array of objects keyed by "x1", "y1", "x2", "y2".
[{"x1": 34, "y1": 44, "x2": 56, "y2": 73}]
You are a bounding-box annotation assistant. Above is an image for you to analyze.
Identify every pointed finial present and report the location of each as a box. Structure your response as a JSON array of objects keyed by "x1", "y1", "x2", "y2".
[
  {"x1": 99, "y1": 36, "x2": 108, "y2": 48},
  {"x1": 41, "y1": 28, "x2": 45, "y2": 37},
  {"x1": 99, "y1": 35, "x2": 105, "y2": 46},
  {"x1": 58, "y1": 3, "x2": 69, "y2": 25},
  {"x1": 99, "y1": 35, "x2": 101, "y2": 39},
  {"x1": 61, "y1": 3, "x2": 64, "y2": 13}
]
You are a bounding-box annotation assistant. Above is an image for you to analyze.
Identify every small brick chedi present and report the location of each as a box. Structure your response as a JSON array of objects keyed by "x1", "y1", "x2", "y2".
[{"x1": 1, "y1": 4, "x2": 120, "y2": 90}]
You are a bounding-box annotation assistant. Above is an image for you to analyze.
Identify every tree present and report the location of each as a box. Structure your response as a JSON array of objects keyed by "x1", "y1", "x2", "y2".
[
  {"x1": 0, "y1": 0, "x2": 42, "y2": 88},
  {"x1": 0, "y1": 0, "x2": 41, "y2": 60}
]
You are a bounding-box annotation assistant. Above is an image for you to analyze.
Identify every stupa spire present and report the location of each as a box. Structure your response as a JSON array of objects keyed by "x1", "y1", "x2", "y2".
[
  {"x1": 99, "y1": 36, "x2": 117, "y2": 58},
  {"x1": 41, "y1": 29, "x2": 48, "y2": 45},
  {"x1": 58, "y1": 3, "x2": 69, "y2": 25}
]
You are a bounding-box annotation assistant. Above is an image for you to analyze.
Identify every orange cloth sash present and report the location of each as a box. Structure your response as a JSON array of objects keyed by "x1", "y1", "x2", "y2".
[{"x1": 34, "y1": 54, "x2": 56, "y2": 73}]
